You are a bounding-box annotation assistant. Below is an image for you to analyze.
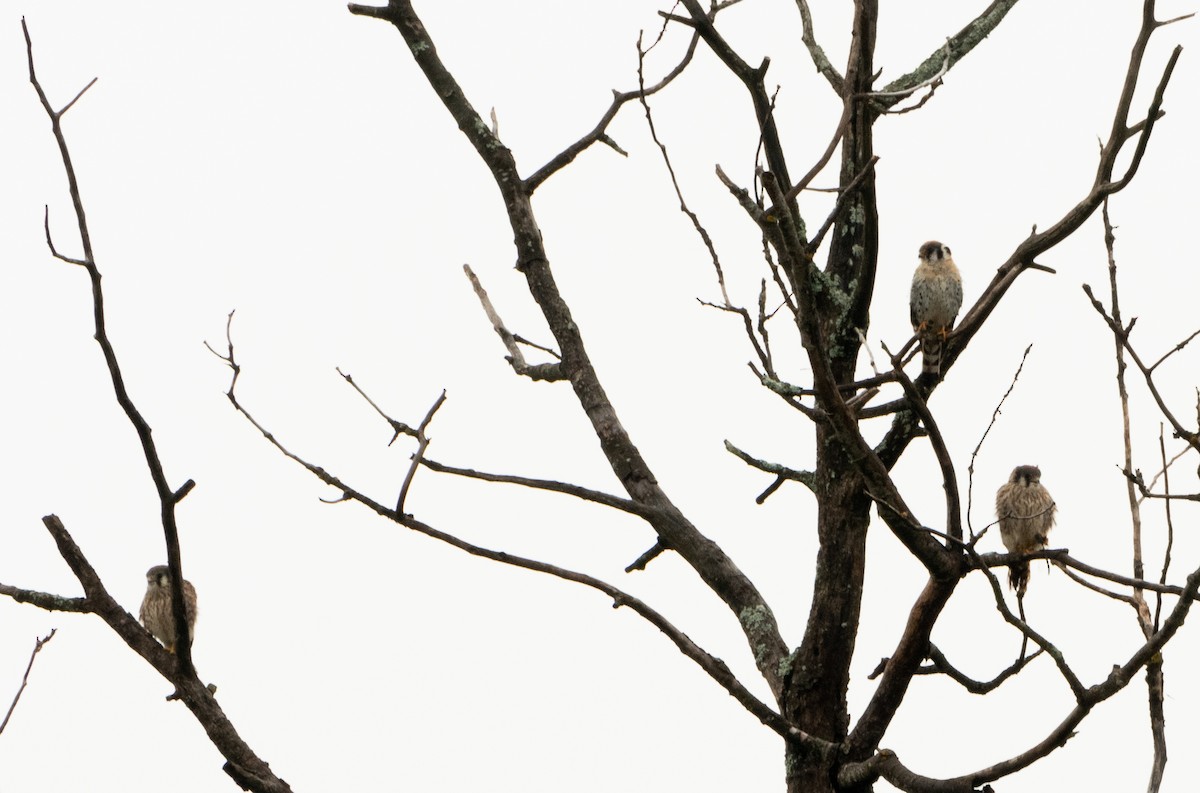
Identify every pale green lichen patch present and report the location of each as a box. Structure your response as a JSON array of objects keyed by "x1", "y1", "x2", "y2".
[
  {"x1": 410, "y1": 40, "x2": 430, "y2": 55},
  {"x1": 740, "y1": 603, "x2": 769, "y2": 631},
  {"x1": 740, "y1": 604, "x2": 774, "y2": 665},
  {"x1": 777, "y1": 651, "x2": 796, "y2": 680}
]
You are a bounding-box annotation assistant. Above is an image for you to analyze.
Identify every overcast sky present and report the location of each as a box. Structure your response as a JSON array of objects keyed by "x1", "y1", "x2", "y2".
[{"x1": 2, "y1": 2, "x2": 1198, "y2": 791}]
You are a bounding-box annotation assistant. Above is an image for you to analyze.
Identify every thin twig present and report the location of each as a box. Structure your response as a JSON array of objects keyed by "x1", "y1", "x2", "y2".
[
  {"x1": 882, "y1": 341, "x2": 962, "y2": 542},
  {"x1": 24, "y1": 15, "x2": 196, "y2": 676},
  {"x1": 0, "y1": 630, "x2": 57, "y2": 736},
  {"x1": 523, "y1": 14, "x2": 701, "y2": 191},
  {"x1": 784, "y1": 102, "x2": 851, "y2": 202},
  {"x1": 211, "y1": 324, "x2": 826, "y2": 749},
  {"x1": 966, "y1": 344, "x2": 1033, "y2": 538},
  {"x1": 723, "y1": 440, "x2": 816, "y2": 500},
  {"x1": 1148, "y1": 326, "x2": 1200, "y2": 372},
  {"x1": 19, "y1": 516, "x2": 292, "y2": 792},
  {"x1": 1138, "y1": 446, "x2": 1191, "y2": 502},
  {"x1": 419, "y1": 458, "x2": 655, "y2": 518},
  {"x1": 804, "y1": 155, "x2": 879, "y2": 250},
  {"x1": 637, "y1": 31, "x2": 775, "y2": 376},
  {"x1": 909, "y1": 642, "x2": 1043, "y2": 695},
  {"x1": 971, "y1": 545, "x2": 1086, "y2": 700},
  {"x1": 1056, "y1": 563, "x2": 1138, "y2": 606},
  {"x1": 876, "y1": 21, "x2": 1184, "y2": 473},
  {"x1": 464, "y1": 264, "x2": 564, "y2": 381},
  {"x1": 396, "y1": 391, "x2": 447, "y2": 516},
  {"x1": 336, "y1": 368, "x2": 419, "y2": 445}
]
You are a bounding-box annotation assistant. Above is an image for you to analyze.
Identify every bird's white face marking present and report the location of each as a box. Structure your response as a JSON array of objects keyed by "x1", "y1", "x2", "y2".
[
  {"x1": 918, "y1": 240, "x2": 951, "y2": 263},
  {"x1": 147, "y1": 566, "x2": 171, "y2": 588},
  {"x1": 1011, "y1": 464, "x2": 1042, "y2": 486}
]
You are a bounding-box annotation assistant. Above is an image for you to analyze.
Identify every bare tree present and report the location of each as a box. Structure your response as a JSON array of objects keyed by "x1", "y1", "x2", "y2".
[{"x1": 3, "y1": 2, "x2": 1198, "y2": 792}]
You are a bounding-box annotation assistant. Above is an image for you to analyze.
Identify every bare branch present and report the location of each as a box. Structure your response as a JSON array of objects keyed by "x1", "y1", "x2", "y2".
[
  {"x1": 792, "y1": 0, "x2": 844, "y2": 93},
  {"x1": 969, "y1": 548, "x2": 1184, "y2": 596},
  {"x1": 637, "y1": 32, "x2": 775, "y2": 379},
  {"x1": 975, "y1": 547, "x2": 1086, "y2": 701},
  {"x1": 24, "y1": 15, "x2": 199, "y2": 675},
  {"x1": 464, "y1": 265, "x2": 564, "y2": 382},
  {"x1": 0, "y1": 630, "x2": 57, "y2": 737},
  {"x1": 882, "y1": 342, "x2": 962, "y2": 542},
  {"x1": 211, "y1": 333, "x2": 828, "y2": 749},
  {"x1": 715, "y1": 164, "x2": 769, "y2": 226},
  {"x1": 877, "y1": 10, "x2": 1183, "y2": 473},
  {"x1": 26, "y1": 516, "x2": 293, "y2": 792},
  {"x1": 1055, "y1": 551, "x2": 1184, "y2": 596},
  {"x1": 966, "y1": 344, "x2": 1033, "y2": 537},
  {"x1": 921, "y1": 643, "x2": 1043, "y2": 695},
  {"x1": 803, "y1": 155, "x2": 879, "y2": 251},
  {"x1": 523, "y1": 15, "x2": 701, "y2": 190},
  {"x1": 875, "y1": 1, "x2": 1021, "y2": 108},
  {"x1": 723, "y1": 440, "x2": 816, "y2": 500},
  {"x1": 1138, "y1": 445, "x2": 1192, "y2": 504},
  {"x1": 336, "y1": 367, "x2": 420, "y2": 444},
  {"x1": 843, "y1": 561, "x2": 1200, "y2": 791},
  {"x1": 865, "y1": 38, "x2": 950, "y2": 101},
  {"x1": 1148, "y1": 326, "x2": 1200, "y2": 372},
  {"x1": 396, "y1": 390, "x2": 447, "y2": 516},
  {"x1": 1055, "y1": 562, "x2": 1139, "y2": 606},
  {"x1": 638, "y1": 31, "x2": 778, "y2": 376},
  {"x1": 351, "y1": 0, "x2": 792, "y2": 698},
  {"x1": 953, "y1": 32, "x2": 1179, "y2": 374},
  {"x1": 961, "y1": 565, "x2": 1200, "y2": 788},
  {"x1": 1097, "y1": 203, "x2": 1170, "y2": 793},
  {"x1": 846, "y1": 577, "x2": 957, "y2": 758},
  {"x1": 678, "y1": 0, "x2": 796, "y2": 197},
  {"x1": 870, "y1": 643, "x2": 1043, "y2": 695},
  {"x1": 0, "y1": 584, "x2": 89, "y2": 613},
  {"x1": 624, "y1": 541, "x2": 667, "y2": 573},
  {"x1": 784, "y1": 102, "x2": 850, "y2": 202},
  {"x1": 420, "y1": 457, "x2": 655, "y2": 518},
  {"x1": 1083, "y1": 284, "x2": 1200, "y2": 453},
  {"x1": 390, "y1": 518, "x2": 822, "y2": 748},
  {"x1": 56, "y1": 75, "x2": 97, "y2": 116},
  {"x1": 1156, "y1": 428, "x2": 1176, "y2": 620},
  {"x1": 1102, "y1": 200, "x2": 1152, "y2": 610}
]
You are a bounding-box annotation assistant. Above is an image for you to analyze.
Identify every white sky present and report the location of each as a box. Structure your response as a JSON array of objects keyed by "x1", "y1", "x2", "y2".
[{"x1": 1, "y1": 2, "x2": 1198, "y2": 791}]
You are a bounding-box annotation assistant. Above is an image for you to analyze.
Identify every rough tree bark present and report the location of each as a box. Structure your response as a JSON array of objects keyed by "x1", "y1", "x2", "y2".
[
  {"x1": 340, "y1": 2, "x2": 1193, "y2": 791},
  {"x1": 5, "y1": 2, "x2": 1197, "y2": 791}
]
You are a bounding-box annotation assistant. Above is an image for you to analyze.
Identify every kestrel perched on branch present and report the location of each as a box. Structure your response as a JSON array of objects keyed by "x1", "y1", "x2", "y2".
[
  {"x1": 140, "y1": 565, "x2": 198, "y2": 653},
  {"x1": 995, "y1": 465, "x2": 1056, "y2": 596},
  {"x1": 909, "y1": 241, "x2": 963, "y2": 380}
]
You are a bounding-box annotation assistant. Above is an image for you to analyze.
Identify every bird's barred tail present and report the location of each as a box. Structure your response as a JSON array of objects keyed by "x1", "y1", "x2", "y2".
[
  {"x1": 920, "y1": 337, "x2": 943, "y2": 378},
  {"x1": 1008, "y1": 561, "x2": 1030, "y2": 597}
]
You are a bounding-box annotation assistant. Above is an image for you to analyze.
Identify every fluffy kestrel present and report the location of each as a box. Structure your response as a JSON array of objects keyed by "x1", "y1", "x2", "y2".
[
  {"x1": 995, "y1": 465, "x2": 1056, "y2": 596},
  {"x1": 909, "y1": 241, "x2": 963, "y2": 380},
  {"x1": 139, "y1": 564, "x2": 198, "y2": 653}
]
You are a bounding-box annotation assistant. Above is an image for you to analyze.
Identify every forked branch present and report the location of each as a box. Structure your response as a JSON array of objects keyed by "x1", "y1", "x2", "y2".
[
  {"x1": 349, "y1": 0, "x2": 791, "y2": 700},
  {"x1": 23, "y1": 16, "x2": 197, "y2": 676},
  {"x1": 839, "y1": 566, "x2": 1200, "y2": 791},
  {"x1": 210, "y1": 327, "x2": 825, "y2": 750}
]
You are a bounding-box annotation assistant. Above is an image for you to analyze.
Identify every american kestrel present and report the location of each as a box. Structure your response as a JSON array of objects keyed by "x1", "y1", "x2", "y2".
[
  {"x1": 995, "y1": 465, "x2": 1056, "y2": 596},
  {"x1": 139, "y1": 565, "x2": 198, "y2": 653},
  {"x1": 909, "y1": 241, "x2": 963, "y2": 380}
]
